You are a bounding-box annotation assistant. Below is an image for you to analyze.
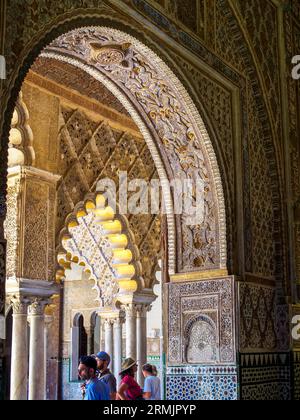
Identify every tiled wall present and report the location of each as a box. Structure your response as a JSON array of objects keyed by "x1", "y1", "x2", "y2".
[
  {"x1": 61, "y1": 359, "x2": 83, "y2": 401},
  {"x1": 240, "y1": 353, "x2": 291, "y2": 400},
  {"x1": 166, "y1": 366, "x2": 238, "y2": 401}
]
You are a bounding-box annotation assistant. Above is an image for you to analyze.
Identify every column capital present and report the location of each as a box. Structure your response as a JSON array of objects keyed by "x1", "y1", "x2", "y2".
[
  {"x1": 10, "y1": 295, "x2": 30, "y2": 315},
  {"x1": 103, "y1": 318, "x2": 114, "y2": 327},
  {"x1": 135, "y1": 304, "x2": 151, "y2": 317},
  {"x1": 29, "y1": 298, "x2": 49, "y2": 316},
  {"x1": 113, "y1": 317, "x2": 125, "y2": 327},
  {"x1": 121, "y1": 303, "x2": 137, "y2": 317}
]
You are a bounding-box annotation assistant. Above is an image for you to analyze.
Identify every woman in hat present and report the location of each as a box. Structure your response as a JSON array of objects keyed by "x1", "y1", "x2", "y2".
[{"x1": 117, "y1": 358, "x2": 144, "y2": 401}]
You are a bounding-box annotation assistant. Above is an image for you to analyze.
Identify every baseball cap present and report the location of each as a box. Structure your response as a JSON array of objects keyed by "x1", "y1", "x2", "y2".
[{"x1": 96, "y1": 351, "x2": 111, "y2": 365}]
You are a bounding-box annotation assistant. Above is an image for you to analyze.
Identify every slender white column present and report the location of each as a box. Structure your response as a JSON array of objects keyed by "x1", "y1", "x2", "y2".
[
  {"x1": 137, "y1": 305, "x2": 148, "y2": 387},
  {"x1": 28, "y1": 299, "x2": 47, "y2": 400},
  {"x1": 113, "y1": 318, "x2": 123, "y2": 382},
  {"x1": 125, "y1": 305, "x2": 137, "y2": 360},
  {"x1": 10, "y1": 297, "x2": 29, "y2": 400},
  {"x1": 86, "y1": 326, "x2": 93, "y2": 356},
  {"x1": 44, "y1": 315, "x2": 53, "y2": 400},
  {"x1": 104, "y1": 319, "x2": 114, "y2": 371}
]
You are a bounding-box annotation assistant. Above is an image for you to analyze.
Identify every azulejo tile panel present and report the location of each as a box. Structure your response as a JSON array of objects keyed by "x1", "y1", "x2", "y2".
[
  {"x1": 166, "y1": 366, "x2": 238, "y2": 401},
  {"x1": 168, "y1": 277, "x2": 236, "y2": 365},
  {"x1": 61, "y1": 359, "x2": 83, "y2": 401},
  {"x1": 240, "y1": 353, "x2": 291, "y2": 400}
]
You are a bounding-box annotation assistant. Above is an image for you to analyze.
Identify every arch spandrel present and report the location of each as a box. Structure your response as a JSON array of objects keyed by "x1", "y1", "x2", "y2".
[{"x1": 42, "y1": 26, "x2": 227, "y2": 275}]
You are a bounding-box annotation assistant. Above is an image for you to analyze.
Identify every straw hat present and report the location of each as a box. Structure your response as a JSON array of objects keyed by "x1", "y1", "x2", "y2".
[{"x1": 119, "y1": 358, "x2": 137, "y2": 375}]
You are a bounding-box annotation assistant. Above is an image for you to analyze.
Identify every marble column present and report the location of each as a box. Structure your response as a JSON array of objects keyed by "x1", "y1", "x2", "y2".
[
  {"x1": 86, "y1": 326, "x2": 94, "y2": 356},
  {"x1": 44, "y1": 315, "x2": 53, "y2": 400},
  {"x1": 10, "y1": 297, "x2": 29, "y2": 400},
  {"x1": 104, "y1": 319, "x2": 114, "y2": 372},
  {"x1": 113, "y1": 318, "x2": 123, "y2": 382},
  {"x1": 28, "y1": 299, "x2": 47, "y2": 400},
  {"x1": 125, "y1": 305, "x2": 137, "y2": 360},
  {"x1": 136, "y1": 305, "x2": 148, "y2": 387}
]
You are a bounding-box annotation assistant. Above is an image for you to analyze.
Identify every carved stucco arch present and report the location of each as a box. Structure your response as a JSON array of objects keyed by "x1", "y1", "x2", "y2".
[
  {"x1": 39, "y1": 26, "x2": 227, "y2": 275},
  {"x1": 8, "y1": 92, "x2": 35, "y2": 168},
  {"x1": 57, "y1": 192, "x2": 146, "y2": 310}
]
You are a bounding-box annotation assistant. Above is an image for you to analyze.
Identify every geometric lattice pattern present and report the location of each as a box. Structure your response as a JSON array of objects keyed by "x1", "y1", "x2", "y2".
[
  {"x1": 56, "y1": 108, "x2": 161, "y2": 289},
  {"x1": 61, "y1": 210, "x2": 118, "y2": 309},
  {"x1": 239, "y1": 282, "x2": 276, "y2": 352},
  {"x1": 240, "y1": 353, "x2": 291, "y2": 401},
  {"x1": 166, "y1": 366, "x2": 238, "y2": 401}
]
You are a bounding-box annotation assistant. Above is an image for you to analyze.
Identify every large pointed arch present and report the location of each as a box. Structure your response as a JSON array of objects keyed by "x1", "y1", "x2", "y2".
[{"x1": 39, "y1": 26, "x2": 227, "y2": 275}]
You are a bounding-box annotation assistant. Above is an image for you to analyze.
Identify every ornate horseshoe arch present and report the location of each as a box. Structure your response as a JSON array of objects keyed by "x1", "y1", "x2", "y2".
[
  {"x1": 40, "y1": 26, "x2": 227, "y2": 276},
  {"x1": 57, "y1": 193, "x2": 145, "y2": 310}
]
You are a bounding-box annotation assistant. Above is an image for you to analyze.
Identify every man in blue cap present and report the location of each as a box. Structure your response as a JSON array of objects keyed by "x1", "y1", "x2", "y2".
[{"x1": 96, "y1": 351, "x2": 117, "y2": 400}]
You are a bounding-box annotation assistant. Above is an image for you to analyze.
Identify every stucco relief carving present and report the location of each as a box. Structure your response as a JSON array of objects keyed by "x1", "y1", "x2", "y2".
[
  {"x1": 0, "y1": 241, "x2": 6, "y2": 314},
  {"x1": 168, "y1": 277, "x2": 235, "y2": 365},
  {"x1": 56, "y1": 107, "x2": 161, "y2": 288},
  {"x1": 43, "y1": 26, "x2": 226, "y2": 273},
  {"x1": 184, "y1": 315, "x2": 218, "y2": 364}
]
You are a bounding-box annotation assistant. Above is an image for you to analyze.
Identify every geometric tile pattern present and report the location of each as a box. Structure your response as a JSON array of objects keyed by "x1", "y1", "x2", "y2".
[
  {"x1": 61, "y1": 359, "x2": 83, "y2": 401},
  {"x1": 240, "y1": 353, "x2": 291, "y2": 400},
  {"x1": 293, "y1": 352, "x2": 300, "y2": 400},
  {"x1": 166, "y1": 366, "x2": 238, "y2": 400}
]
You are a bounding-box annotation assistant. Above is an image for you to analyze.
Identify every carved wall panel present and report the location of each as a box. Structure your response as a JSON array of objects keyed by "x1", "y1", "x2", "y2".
[
  {"x1": 239, "y1": 282, "x2": 277, "y2": 353},
  {"x1": 0, "y1": 241, "x2": 5, "y2": 315},
  {"x1": 247, "y1": 92, "x2": 276, "y2": 278},
  {"x1": 5, "y1": 168, "x2": 58, "y2": 282},
  {"x1": 4, "y1": 176, "x2": 20, "y2": 278},
  {"x1": 23, "y1": 179, "x2": 53, "y2": 280},
  {"x1": 168, "y1": 277, "x2": 236, "y2": 365},
  {"x1": 235, "y1": 0, "x2": 281, "y2": 134}
]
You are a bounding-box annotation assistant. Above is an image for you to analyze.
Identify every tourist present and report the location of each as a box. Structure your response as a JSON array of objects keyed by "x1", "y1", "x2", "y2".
[
  {"x1": 78, "y1": 356, "x2": 110, "y2": 401},
  {"x1": 95, "y1": 351, "x2": 117, "y2": 400},
  {"x1": 117, "y1": 358, "x2": 144, "y2": 400},
  {"x1": 152, "y1": 365, "x2": 158, "y2": 377},
  {"x1": 142, "y1": 364, "x2": 161, "y2": 400}
]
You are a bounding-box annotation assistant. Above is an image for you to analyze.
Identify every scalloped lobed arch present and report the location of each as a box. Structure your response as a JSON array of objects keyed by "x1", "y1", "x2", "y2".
[{"x1": 57, "y1": 193, "x2": 146, "y2": 310}]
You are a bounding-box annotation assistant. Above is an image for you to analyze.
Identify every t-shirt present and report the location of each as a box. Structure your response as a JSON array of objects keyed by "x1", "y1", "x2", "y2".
[
  {"x1": 84, "y1": 378, "x2": 110, "y2": 401},
  {"x1": 99, "y1": 370, "x2": 117, "y2": 396},
  {"x1": 121, "y1": 375, "x2": 143, "y2": 400},
  {"x1": 144, "y1": 376, "x2": 161, "y2": 400}
]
